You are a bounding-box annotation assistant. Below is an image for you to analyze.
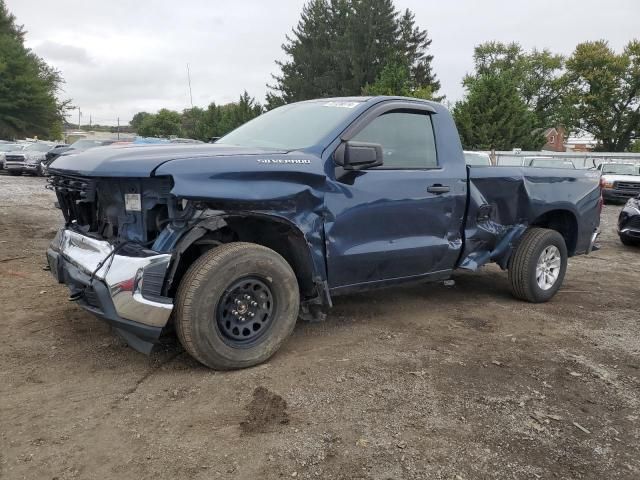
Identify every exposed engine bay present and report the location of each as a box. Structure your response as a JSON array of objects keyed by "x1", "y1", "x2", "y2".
[{"x1": 48, "y1": 174, "x2": 192, "y2": 245}]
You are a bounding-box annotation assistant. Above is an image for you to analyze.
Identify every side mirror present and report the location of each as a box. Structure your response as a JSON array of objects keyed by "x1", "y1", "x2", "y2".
[{"x1": 335, "y1": 141, "x2": 383, "y2": 170}]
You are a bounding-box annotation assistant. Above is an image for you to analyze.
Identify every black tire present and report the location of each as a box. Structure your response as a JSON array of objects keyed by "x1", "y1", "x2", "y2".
[
  {"x1": 174, "y1": 242, "x2": 299, "y2": 370},
  {"x1": 508, "y1": 228, "x2": 568, "y2": 303},
  {"x1": 620, "y1": 234, "x2": 639, "y2": 247}
]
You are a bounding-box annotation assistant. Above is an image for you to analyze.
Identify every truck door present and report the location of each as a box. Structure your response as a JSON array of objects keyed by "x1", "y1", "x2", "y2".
[{"x1": 324, "y1": 105, "x2": 467, "y2": 291}]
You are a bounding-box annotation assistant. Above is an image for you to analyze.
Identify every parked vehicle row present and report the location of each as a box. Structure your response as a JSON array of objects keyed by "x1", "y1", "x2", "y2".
[
  {"x1": 462, "y1": 152, "x2": 578, "y2": 169},
  {"x1": 45, "y1": 139, "x2": 116, "y2": 165},
  {"x1": 1, "y1": 137, "x2": 205, "y2": 177},
  {"x1": 4, "y1": 142, "x2": 67, "y2": 176}
]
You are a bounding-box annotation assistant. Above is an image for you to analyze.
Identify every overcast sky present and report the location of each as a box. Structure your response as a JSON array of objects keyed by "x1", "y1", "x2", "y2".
[{"x1": 8, "y1": 0, "x2": 640, "y2": 126}]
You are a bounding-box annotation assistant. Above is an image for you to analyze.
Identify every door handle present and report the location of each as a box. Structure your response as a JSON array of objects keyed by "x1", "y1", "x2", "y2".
[{"x1": 427, "y1": 184, "x2": 450, "y2": 194}]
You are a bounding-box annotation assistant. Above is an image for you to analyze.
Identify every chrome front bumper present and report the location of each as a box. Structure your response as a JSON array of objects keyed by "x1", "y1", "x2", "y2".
[{"x1": 47, "y1": 229, "x2": 174, "y2": 329}]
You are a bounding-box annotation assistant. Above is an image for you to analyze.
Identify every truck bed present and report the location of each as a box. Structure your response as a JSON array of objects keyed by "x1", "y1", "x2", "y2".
[{"x1": 458, "y1": 166, "x2": 601, "y2": 270}]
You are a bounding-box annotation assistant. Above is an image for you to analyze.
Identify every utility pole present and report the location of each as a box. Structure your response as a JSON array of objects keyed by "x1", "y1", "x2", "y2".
[
  {"x1": 78, "y1": 107, "x2": 81, "y2": 130},
  {"x1": 186, "y1": 63, "x2": 194, "y2": 109},
  {"x1": 117, "y1": 117, "x2": 120, "y2": 140},
  {"x1": 89, "y1": 114, "x2": 92, "y2": 129}
]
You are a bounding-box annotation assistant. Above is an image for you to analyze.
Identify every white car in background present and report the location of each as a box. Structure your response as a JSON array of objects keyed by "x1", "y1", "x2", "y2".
[
  {"x1": 597, "y1": 162, "x2": 640, "y2": 203},
  {"x1": 0, "y1": 143, "x2": 26, "y2": 171}
]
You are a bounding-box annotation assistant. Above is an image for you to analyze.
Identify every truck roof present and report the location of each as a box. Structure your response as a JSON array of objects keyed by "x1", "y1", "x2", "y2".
[{"x1": 297, "y1": 95, "x2": 442, "y2": 109}]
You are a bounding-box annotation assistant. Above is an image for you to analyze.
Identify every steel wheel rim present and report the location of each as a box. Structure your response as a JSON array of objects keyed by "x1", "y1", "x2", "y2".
[
  {"x1": 216, "y1": 276, "x2": 275, "y2": 347},
  {"x1": 536, "y1": 245, "x2": 561, "y2": 290}
]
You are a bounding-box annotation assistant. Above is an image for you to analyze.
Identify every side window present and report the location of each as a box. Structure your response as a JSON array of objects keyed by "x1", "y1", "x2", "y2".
[{"x1": 351, "y1": 111, "x2": 437, "y2": 169}]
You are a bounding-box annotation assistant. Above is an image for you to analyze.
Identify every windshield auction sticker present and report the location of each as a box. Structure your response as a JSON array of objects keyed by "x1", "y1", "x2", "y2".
[{"x1": 322, "y1": 101, "x2": 359, "y2": 108}]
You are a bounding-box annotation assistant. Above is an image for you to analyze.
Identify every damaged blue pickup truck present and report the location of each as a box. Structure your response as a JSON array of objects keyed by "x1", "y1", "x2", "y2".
[{"x1": 46, "y1": 96, "x2": 602, "y2": 369}]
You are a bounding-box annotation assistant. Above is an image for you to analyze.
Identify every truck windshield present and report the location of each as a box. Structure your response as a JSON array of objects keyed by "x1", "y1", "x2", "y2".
[
  {"x1": 601, "y1": 164, "x2": 637, "y2": 175},
  {"x1": 216, "y1": 100, "x2": 363, "y2": 150}
]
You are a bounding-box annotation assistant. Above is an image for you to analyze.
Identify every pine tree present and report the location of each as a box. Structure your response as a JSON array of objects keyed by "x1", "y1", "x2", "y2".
[
  {"x1": 268, "y1": 0, "x2": 441, "y2": 104},
  {"x1": 453, "y1": 74, "x2": 545, "y2": 151},
  {"x1": 397, "y1": 9, "x2": 441, "y2": 96},
  {"x1": 346, "y1": 0, "x2": 399, "y2": 92},
  {"x1": 269, "y1": 0, "x2": 337, "y2": 103},
  {"x1": 0, "y1": 0, "x2": 66, "y2": 139}
]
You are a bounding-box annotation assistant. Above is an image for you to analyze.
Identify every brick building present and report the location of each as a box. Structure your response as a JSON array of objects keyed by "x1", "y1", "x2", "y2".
[{"x1": 542, "y1": 127, "x2": 566, "y2": 152}]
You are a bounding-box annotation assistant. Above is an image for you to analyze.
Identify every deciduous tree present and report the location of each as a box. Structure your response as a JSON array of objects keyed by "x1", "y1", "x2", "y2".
[
  {"x1": 137, "y1": 109, "x2": 183, "y2": 137},
  {"x1": 129, "y1": 111, "x2": 151, "y2": 132},
  {"x1": 0, "y1": 0, "x2": 67, "y2": 139},
  {"x1": 564, "y1": 40, "x2": 640, "y2": 152},
  {"x1": 464, "y1": 41, "x2": 566, "y2": 129}
]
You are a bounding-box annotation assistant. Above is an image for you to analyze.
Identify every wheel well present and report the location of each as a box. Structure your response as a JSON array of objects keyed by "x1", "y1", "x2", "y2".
[
  {"x1": 167, "y1": 215, "x2": 318, "y2": 299},
  {"x1": 531, "y1": 210, "x2": 578, "y2": 255}
]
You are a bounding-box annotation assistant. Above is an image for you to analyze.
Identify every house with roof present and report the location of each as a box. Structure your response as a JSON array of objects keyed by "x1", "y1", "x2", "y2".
[{"x1": 541, "y1": 127, "x2": 566, "y2": 152}]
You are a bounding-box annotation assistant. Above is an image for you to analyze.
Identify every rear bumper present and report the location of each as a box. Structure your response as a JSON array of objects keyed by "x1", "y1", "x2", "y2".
[{"x1": 47, "y1": 229, "x2": 174, "y2": 353}]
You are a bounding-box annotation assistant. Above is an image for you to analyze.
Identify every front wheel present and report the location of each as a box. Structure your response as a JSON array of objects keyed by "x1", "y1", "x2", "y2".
[
  {"x1": 508, "y1": 228, "x2": 568, "y2": 303},
  {"x1": 174, "y1": 242, "x2": 300, "y2": 370}
]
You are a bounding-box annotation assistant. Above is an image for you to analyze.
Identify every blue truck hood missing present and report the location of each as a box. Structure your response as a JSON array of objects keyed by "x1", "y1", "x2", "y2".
[{"x1": 48, "y1": 143, "x2": 296, "y2": 177}]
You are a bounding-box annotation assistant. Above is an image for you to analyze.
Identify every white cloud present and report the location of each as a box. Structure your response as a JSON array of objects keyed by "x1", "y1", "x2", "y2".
[{"x1": 7, "y1": 0, "x2": 639, "y2": 125}]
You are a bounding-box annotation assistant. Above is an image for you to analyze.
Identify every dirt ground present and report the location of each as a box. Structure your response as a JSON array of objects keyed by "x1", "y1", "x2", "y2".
[{"x1": 1, "y1": 174, "x2": 638, "y2": 480}]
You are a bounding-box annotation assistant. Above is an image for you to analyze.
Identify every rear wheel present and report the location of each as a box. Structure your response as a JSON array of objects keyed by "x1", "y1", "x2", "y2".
[
  {"x1": 174, "y1": 242, "x2": 299, "y2": 370},
  {"x1": 508, "y1": 228, "x2": 568, "y2": 303}
]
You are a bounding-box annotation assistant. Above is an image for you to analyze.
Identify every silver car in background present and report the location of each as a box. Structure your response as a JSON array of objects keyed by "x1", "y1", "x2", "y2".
[
  {"x1": 4, "y1": 142, "x2": 64, "y2": 176},
  {"x1": 0, "y1": 143, "x2": 26, "y2": 171},
  {"x1": 598, "y1": 162, "x2": 640, "y2": 203}
]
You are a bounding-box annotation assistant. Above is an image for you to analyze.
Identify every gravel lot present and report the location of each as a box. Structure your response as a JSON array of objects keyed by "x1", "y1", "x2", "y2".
[{"x1": 1, "y1": 174, "x2": 639, "y2": 480}]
